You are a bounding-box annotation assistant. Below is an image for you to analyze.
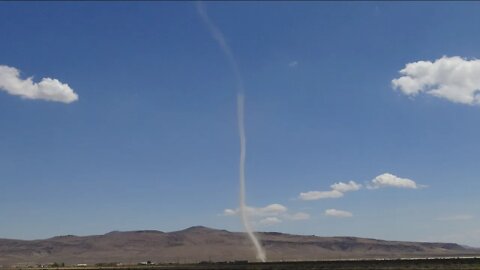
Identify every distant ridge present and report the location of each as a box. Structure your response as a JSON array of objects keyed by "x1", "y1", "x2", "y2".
[{"x1": 0, "y1": 226, "x2": 478, "y2": 266}]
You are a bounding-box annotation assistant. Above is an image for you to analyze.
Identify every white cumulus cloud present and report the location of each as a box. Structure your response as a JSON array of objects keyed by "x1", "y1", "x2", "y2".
[
  {"x1": 0, "y1": 65, "x2": 78, "y2": 103},
  {"x1": 260, "y1": 204, "x2": 288, "y2": 216},
  {"x1": 331, "y1": 181, "x2": 362, "y2": 193},
  {"x1": 392, "y1": 56, "x2": 480, "y2": 105},
  {"x1": 299, "y1": 180, "x2": 362, "y2": 201},
  {"x1": 325, "y1": 209, "x2": 353, "y2": 218},
  {"x1": 368, "y1": 173, "x2": 420, "y2": 189}
]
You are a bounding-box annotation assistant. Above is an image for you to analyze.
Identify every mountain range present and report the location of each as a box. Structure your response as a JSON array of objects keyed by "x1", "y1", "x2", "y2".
[{"x1": 0, "y1": 226, "x2": 478, "y2": 266}]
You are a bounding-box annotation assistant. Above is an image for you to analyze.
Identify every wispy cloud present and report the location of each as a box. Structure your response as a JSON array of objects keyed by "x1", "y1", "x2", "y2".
[
  {"x1": 436, "y1": 214, "x2": 474, "y2": 221},
  {"x1": 299, "y1": 181, "x2": 362, "y2": 201},
  {"x1": 392, "y1": 56, "x2": 480, "y2": 105},
  {"x1": 299, "y1": 190, "x2": 344, "y2": 200},
  {"x1": 325, "y1": 209, "x2": 353, "y2": 218},
  {"x1": 224, "y1": 204, "x2": 287, "y2": 217},
  {"x1": 367, "y1": 173, "x2": 421, "y2": 189},
  {"x1": 286, "y1": 212, "x2": 311, "y2": 221},
  {"x1": 259, "y1": 217, "x2": 282, "y2": 226},
  {"x1": 0, "y1": 65, "x2": 78, "y2": 103},
  {"x1": 288, "y1": 61, "x2": 299, "y2": 68},
  {"x1": 223, "y1": 203, "x2": 310, "y2": 226}
]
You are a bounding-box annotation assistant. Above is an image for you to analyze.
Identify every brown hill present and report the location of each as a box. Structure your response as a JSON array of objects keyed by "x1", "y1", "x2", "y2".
[{"x1": 0, "y1": 226, "x2": 478, "y2": 266}]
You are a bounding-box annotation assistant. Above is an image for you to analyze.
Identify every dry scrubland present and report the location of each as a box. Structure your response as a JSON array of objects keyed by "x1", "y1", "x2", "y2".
[{"x1": 4, "y1": 258, "x2": 480, "y2": 270}]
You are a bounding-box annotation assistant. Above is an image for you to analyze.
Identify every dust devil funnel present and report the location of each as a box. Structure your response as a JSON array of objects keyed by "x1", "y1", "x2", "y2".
[{"x1": 196, "y1": 2, "x2": 267, "y2": 262}]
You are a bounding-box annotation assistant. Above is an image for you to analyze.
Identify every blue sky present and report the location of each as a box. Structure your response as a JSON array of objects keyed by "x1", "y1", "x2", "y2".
[{"x1": 1, "y1": 2, "x2": 480, "y2": 246}]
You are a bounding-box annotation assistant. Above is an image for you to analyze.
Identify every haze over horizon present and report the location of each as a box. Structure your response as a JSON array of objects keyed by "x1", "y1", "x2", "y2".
[{"x1": 1, "y1": 2, "x2": 479, "y2": 248}]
